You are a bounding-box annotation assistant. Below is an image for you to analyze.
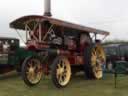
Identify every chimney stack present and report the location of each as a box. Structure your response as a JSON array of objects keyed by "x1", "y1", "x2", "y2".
[{"x1": 44, "y1": 0, "x2": 52, "y2": 16}]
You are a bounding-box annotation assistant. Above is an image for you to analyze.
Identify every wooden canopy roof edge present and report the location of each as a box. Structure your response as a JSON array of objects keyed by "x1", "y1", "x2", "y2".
[{"x1": 10, "y1": 15, "x2": 110, "y2": 36}]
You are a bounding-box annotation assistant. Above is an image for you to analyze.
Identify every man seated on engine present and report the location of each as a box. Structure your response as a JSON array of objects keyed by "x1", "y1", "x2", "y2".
[{"x1": 48, "y1": 29, "x2": 63, "y2": 46}]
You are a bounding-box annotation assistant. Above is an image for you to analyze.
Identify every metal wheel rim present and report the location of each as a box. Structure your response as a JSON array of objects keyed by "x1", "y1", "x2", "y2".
[
  {"x1": 56, "y1": 58, "x2": 71, "y2": 86},
  {"x1": 26, "y1": 58, "x2": 43, "y2": 84},
  {"x1": 91, "y1": 46, "x2": 106, "y2": 79}
]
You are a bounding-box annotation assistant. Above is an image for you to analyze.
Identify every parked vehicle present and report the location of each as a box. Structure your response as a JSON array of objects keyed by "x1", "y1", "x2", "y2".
[
  {"x1": 0, "y1": 37, "x2": 38, "y2": 74},
  {"x1": 9, "y1": 15, "x2": 109, "y2": 88},
  {"x1": 0, "y1": 37, "x2": 19, "y2": 74},
  {"x1": 104, "y1": 43, "x2": 128, "y2": 71}
]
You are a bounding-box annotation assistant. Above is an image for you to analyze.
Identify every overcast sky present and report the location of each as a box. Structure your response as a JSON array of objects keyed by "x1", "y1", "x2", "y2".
[{"x1": 0, "y1": 0, "x2": 128, "y2": 43}]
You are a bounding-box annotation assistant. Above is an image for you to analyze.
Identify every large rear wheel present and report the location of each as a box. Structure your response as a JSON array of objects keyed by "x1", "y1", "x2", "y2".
[
  {"x1": 84, "y1": 44, "x2": 106, "y2": 79},
  {"x1": 51, "y1": 56, "x2": 71, "y2": 88},
  {"x1": 21, "y1": 56, "x2": 43, "y2": 86}
]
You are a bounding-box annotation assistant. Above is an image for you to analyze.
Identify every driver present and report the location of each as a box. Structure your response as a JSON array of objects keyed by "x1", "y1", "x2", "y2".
[{"x1": 48, "y1": 29, "x2": 62, "y2": 45}]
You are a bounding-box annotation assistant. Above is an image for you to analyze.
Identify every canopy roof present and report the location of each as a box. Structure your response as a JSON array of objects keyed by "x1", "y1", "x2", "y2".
[{"x1": 10, "y1": 15, "x2": 109, "y2": 36}]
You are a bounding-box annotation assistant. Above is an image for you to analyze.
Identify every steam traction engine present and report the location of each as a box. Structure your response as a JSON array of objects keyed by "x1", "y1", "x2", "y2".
[{"x1": 10, "y1": 0, "x2": 109, "y2": 88}]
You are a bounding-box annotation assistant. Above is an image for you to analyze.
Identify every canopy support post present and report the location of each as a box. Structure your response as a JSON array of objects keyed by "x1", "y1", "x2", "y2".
[{"x1": 39, "y1": 22, "x2": 42, "y2": 42}]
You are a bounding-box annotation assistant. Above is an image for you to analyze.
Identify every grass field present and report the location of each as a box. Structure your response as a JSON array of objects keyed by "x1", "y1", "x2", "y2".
[{"x1": 0, "y1": 72, "x2": 128, "y2": 96}]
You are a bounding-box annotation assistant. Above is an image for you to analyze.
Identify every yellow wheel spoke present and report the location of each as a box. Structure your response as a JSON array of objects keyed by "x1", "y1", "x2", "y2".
[
  {"x1": 57, "y1": 63, "x2": 61, "y2": 69},
  {"x1": 57, "y1": 69, "x2": 61, "y2": 75},
  {"x1": 92, "y1": 49, "x2": 96, "y2": 56},
  {"x1": 58, "y1": 75, "x2": 63, "y2": 83}
]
